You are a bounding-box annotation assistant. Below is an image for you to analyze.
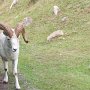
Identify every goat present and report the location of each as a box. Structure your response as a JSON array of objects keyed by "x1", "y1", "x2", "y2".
[
  {"x1": 0, "y1": 22, "x2": 28, "y2": 90},
  {"x1": 53, "y1": 6, "x2": 60, "y2": 15},
  {"x1": 10, "y1": 0, "x2": 18, "y2": 9}
]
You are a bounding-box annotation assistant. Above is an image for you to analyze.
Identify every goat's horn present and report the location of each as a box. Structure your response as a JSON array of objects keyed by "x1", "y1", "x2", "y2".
[
  {"x1": 0, "y1": 23, "x2": 13, "y2": 38},
  {"x1": 22, "y1": 28, "x2": 29, "y2": 43},
  {"x1": 15, "y1": 23, "x2": 29, "y2": 43}
]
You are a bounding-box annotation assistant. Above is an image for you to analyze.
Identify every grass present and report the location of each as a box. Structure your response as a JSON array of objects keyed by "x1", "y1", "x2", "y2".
[{"x1": 0, "y1": 0, "x2": 90, "y2": 90}]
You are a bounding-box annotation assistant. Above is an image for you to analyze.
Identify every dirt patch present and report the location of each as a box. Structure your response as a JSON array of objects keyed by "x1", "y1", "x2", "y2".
[
  {"x1": 0, "y1": 75, "x2": 8, "y2": 90},
  {"x1": 0, "y1": 72, "x2": 39, "y2": 90},
  {"x1": 0, "y1": 56, "x2": 39, "y2": 90},
  {"x1": 19, "y1": 73, "x2": 40, "y2": 90},
  {"x1": 0, "y1": 61, "x2": 39, "y2": 90}
]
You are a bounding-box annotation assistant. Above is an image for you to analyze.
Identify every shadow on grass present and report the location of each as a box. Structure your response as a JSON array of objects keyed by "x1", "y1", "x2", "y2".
[{"x1": 28, "y1": 0, "x2": 39, "y2": 5}]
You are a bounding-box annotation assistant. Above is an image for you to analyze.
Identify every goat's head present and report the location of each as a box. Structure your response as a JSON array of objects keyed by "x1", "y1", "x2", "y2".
[{"x1": 0, "y1": 23, "x2": 28, "y2": 52}]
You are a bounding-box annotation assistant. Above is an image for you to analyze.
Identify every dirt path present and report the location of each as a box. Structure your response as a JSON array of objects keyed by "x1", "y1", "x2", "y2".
[
  {"x1": 0, "y1": 75, "x2": 8, "y2": 90},
  {"x1": 0, "y1": 60, "x2": 39, "y2": 90},
  {"x1": 0, "y1": 71, "x2": 38, "y2": 90},
  {"x1": 0, "y1": 73, "x2": 39, "y2": 90}
]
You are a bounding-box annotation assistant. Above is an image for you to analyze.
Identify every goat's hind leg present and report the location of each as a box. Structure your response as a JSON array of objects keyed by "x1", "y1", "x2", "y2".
[{"x1": 2, "y1": 58, "x2": 8, "y2": 84}]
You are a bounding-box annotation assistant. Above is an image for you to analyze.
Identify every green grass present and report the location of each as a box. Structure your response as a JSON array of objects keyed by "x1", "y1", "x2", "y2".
[{"x1": 1, "y1": 0, "x2": 90, "y2": 90}]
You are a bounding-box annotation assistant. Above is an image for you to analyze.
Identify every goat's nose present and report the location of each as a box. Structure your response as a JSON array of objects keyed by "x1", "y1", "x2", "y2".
[{"x1": 13, "y1": 49, "x2": 17, "y2": 52}]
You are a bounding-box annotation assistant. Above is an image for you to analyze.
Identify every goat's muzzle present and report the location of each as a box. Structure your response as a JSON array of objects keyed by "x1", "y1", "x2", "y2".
[{"x1": 12, "y1": 48, "x2": 17, "y2": 52}]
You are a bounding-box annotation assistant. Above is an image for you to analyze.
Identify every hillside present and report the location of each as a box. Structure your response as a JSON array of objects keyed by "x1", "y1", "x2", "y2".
[{"x1": 0, "y1": 0, "x2": 90, "y2": 90}]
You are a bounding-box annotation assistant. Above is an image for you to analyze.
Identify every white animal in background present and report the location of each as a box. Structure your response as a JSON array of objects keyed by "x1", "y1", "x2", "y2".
[
  {"x1": 10, "y1": 0, "x2": 18, "y2": 9},
  {"x1": 0, "y1": 18, "x2": 31, "y2": 89},
  {"x1": 53, "y1": 6, "x2": 60, "y2": 15},
  {"x1": 61, "y1": 17, "x2": 68, "y2": 22},
  {"x1": 23, "y1": 17, "x2": 32, "y2": 27},
  {"x1": 47, "y1": 30, "x2": 64, "y2": 41}
]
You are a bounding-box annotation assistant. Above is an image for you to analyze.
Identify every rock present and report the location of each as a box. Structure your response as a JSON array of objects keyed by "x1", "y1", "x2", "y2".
[
  {"x1": 61, "y1": 17, "x2": 68, "y2": 22},
  {"x1": 47, "y1": 30, "x2": 64, "y2": 41}
]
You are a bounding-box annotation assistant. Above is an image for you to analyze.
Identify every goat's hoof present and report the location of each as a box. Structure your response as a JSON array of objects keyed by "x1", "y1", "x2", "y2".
[
  {"x1": 16, "y1": 87, "x2": 21, "y2": 90},
  {"x1": 16, "y1": 88, "x2": 21, "y2": 90},
  {"x1": 3, "y1": 81, "x2": 8, "y2": 84}
]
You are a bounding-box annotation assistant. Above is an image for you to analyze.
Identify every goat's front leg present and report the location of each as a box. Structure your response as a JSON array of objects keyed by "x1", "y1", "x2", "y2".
[
  {"x1": 12, "y1": 59, "x2": 21, "y2": 90},
  {"x1": 3, "y1": 60, "x2": 8, "y2": 83}
]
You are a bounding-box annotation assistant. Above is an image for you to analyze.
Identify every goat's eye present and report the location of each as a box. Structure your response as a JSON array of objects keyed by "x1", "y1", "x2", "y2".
[
  {"x1": 6, "y1": 36, "x2": 10, "y2": 40},
  {"x1": 7, "y1": 39, "x2": 10, "y2": 40}
]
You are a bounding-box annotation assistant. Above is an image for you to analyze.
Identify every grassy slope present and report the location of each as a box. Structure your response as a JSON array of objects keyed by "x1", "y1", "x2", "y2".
[{"x1": 1, "y1": 0, "x2": 90, "y2": 90}]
